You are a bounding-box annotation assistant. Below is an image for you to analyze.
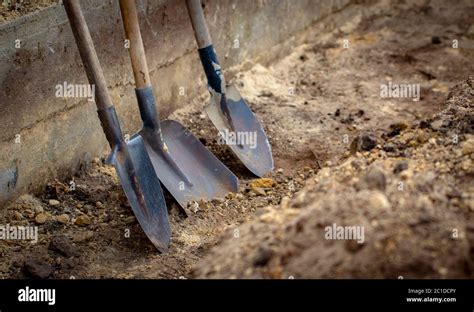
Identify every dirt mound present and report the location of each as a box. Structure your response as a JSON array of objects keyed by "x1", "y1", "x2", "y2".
[{"x1": 192, "y1": 78, "x2": 474, "y2": 278}]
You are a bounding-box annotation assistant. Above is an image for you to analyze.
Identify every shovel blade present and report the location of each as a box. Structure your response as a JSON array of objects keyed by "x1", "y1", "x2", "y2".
[
  {"x1": 110, "y1": 136, "x2": 171, "y2": 252},
  {"x1": 139, "y1": 120, "x2": 238, "y2": 208},
  {"x1": 206, "y1": 84, "x2": 274, "y2": 177}
]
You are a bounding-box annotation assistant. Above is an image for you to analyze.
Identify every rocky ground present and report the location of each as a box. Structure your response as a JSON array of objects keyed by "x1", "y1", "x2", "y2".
[
  {"x1": 0, "y1": 0, "x2": 473, "y2": 279},
  {"x1": 193, "y1": 78, "x2": 474, "y2": 278}
]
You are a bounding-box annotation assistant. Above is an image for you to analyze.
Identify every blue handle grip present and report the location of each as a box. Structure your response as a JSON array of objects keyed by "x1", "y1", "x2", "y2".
[
  {"x1": 135, "y1": 86, "x2": 161, "y2": 131},
  {"x1": 198, "y1": 45, "x2": 224, "y2": 94}
]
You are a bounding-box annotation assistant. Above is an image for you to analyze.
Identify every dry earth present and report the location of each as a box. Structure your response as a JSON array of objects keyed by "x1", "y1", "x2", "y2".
[
  {"x1": 0, "y1": 0, "x2": 56, "y2": 23},
  {"x1": 0, "y1": 0, "x2": 473, "y2": 279}
]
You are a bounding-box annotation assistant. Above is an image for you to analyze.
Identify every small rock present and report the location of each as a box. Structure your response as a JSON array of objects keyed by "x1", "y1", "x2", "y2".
[
  {"x1": 75, "y1": 215, "x2": 91, "y2": 227},
  {"x1": 109, "y1": 191, "x2": 120, "y2": 202},
  {"x1": 92, "y1": 157, "x2": 101, "y2": 164},
  {"x1": 250, "y1": 178, "x2": 275, "y2": 189},
  {"x1": 48, "y1": 199, "x2": 60, "y2": 207},
  {"x1": 318, "y1": 167, "x2": 331, "y2": 179},
  {"x1": 56, "y1": 214, "x2": 70, "y2": 224},
  {"x1": 368, "y1": 191, "x2": 391, "y2": 210},
  {"x1": 71, "y1": 231, "x2": 94, "y2": 243},
  {"x1": 414, "y1": 130, "x2": 428, "y2": 145},
  {"x1": 95, "y1": 201, "x2": 104, "y2": 209},
  {"x1": 350, "y1": 134, "x2": 377, "y2": 153},
  {"x1": 124, "y1": 216, "x2": 136, "y2": 225},
  {"x1": 35, "y1": 213, "x2": 48, "y2": 225},
  {"x1": 83, "y1": 204, "x2": 95, "y2": 214},
  {"x1": 85, "y1": 231, "x2": 94, "y2": 240},
  {"x1": 48, "y1": 236, "x2": 79, "y2": 257},
  {"x1": 393, "y1": 161, "x2": 409, "y2": 174},
  {"x1": 383, "y1": 143, "x2": 396, "y2": 152},
  {"x1": 387, "y1": 122, "x2": 408, "y2": 137},
  {"x1": 438, "y1": 267, "x2": 448, "y2": 275},
  {"x1": 461, "y1": 159, "x2": 472, "y2": 171},
  {"x1": 34, "y1": 205, "x2": 44, "y2": 213},
  {"x1": 461, "y1": 137, "x2": 474, "y2": 155},
  {"x1": 400, "y1": 168, "x2": 413, "y2": 180},
  {"x1": 189, "y1": 201, "x2": 199, "y2": 213},
  {"x1": 23, "y1": 258, "x2": 54, "y2": 279},
  {"x1": 252, "y1": 187, "x2": 267, "y2": 196},
  {"x1": 253, "y1": 247, "x2": 273, "y2": 266},
  {"x1": 361, "y1": 167, "x2": 387, "y2": 191},
  {"x1": 430, "y1": 119, "x2": 444, "y2": 131}
]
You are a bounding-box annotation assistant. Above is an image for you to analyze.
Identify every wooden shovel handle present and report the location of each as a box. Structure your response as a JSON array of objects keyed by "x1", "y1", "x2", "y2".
[
  {"x1": 119, "y1": 0, "x2": 151, "y2": 89},
  {"x1": 63, "y1": 0, "x2": 113, "y2": 110},
  {"x1": 186, "y1": 0, "x2": 213, "y2": 49}
]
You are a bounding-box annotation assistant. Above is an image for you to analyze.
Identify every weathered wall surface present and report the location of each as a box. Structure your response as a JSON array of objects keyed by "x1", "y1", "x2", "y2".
[{"x1": 0, "y1": 0, "x2": 350, "y2": 206}]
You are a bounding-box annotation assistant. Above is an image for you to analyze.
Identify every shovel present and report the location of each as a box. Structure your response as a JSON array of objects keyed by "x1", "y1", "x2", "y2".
[
  {"x1": 64, "y1": 0, "x2": 170, "y2": 252},
  {"x1": 118, "y1": 0, "x2": 238, "y2": 209},
  {"x1": 185, "y1": 0, "x2": 274, "y2": 177}
]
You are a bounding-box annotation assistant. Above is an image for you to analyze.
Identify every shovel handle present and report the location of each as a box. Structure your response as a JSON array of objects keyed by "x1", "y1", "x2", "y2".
[
  {"x1": 185, "y1": 0, "x2": 212, "y2": 48},
  {"x1": 119, "y1": 0, "x2": 151, "y2": 89},
  {"x1": 64, "y1": 0, "x2": 123, "y2": 147},
  {"x1": 63, "y1": 0, "x2": 113, "y2": 111},
  {"x1": 186, "y1": 0, "x2": 226, "y2": 94}
]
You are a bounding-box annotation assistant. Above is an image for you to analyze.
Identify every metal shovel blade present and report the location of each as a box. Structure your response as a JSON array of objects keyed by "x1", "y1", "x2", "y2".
[
  {"x1": 110, "y1": 136, "x2": 171, "y2": 252},
  {"x1": 206, "y1": 84, "x2": 274, "y2": 177},
  {"x1": 138, "y1": 119, "x2": 239, "y2": 208}
]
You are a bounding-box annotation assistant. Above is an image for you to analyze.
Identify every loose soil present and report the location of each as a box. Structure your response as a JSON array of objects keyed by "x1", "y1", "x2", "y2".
[
  {"x1": 0, "y1": 0, "x2": 473, "y2": 279},
  {"x1": 0, "y1": 0, "x2": 56, "y2": 23}
]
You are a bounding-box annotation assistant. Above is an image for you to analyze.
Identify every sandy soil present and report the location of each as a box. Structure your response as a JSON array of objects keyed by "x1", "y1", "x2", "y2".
[
  {"x1": 0, "y1": 0, "x2": 56, "y2": 23},
  {"x1": 0, "y1": 0, "x2": 473, "y2": 279}
]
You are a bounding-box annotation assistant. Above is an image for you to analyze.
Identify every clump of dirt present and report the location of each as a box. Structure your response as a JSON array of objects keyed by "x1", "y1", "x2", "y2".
[
  {"x1": 192, "y1": 77, "x2": 474, "y2": 279},
  {"x1": 0, "y1": 0, "x2": 56, "y2": 23}
]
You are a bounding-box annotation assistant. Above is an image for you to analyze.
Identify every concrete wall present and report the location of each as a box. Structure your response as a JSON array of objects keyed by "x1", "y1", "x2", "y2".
[{"x1": 0, "y1": 0, "x2": 350, "y2": 206}]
